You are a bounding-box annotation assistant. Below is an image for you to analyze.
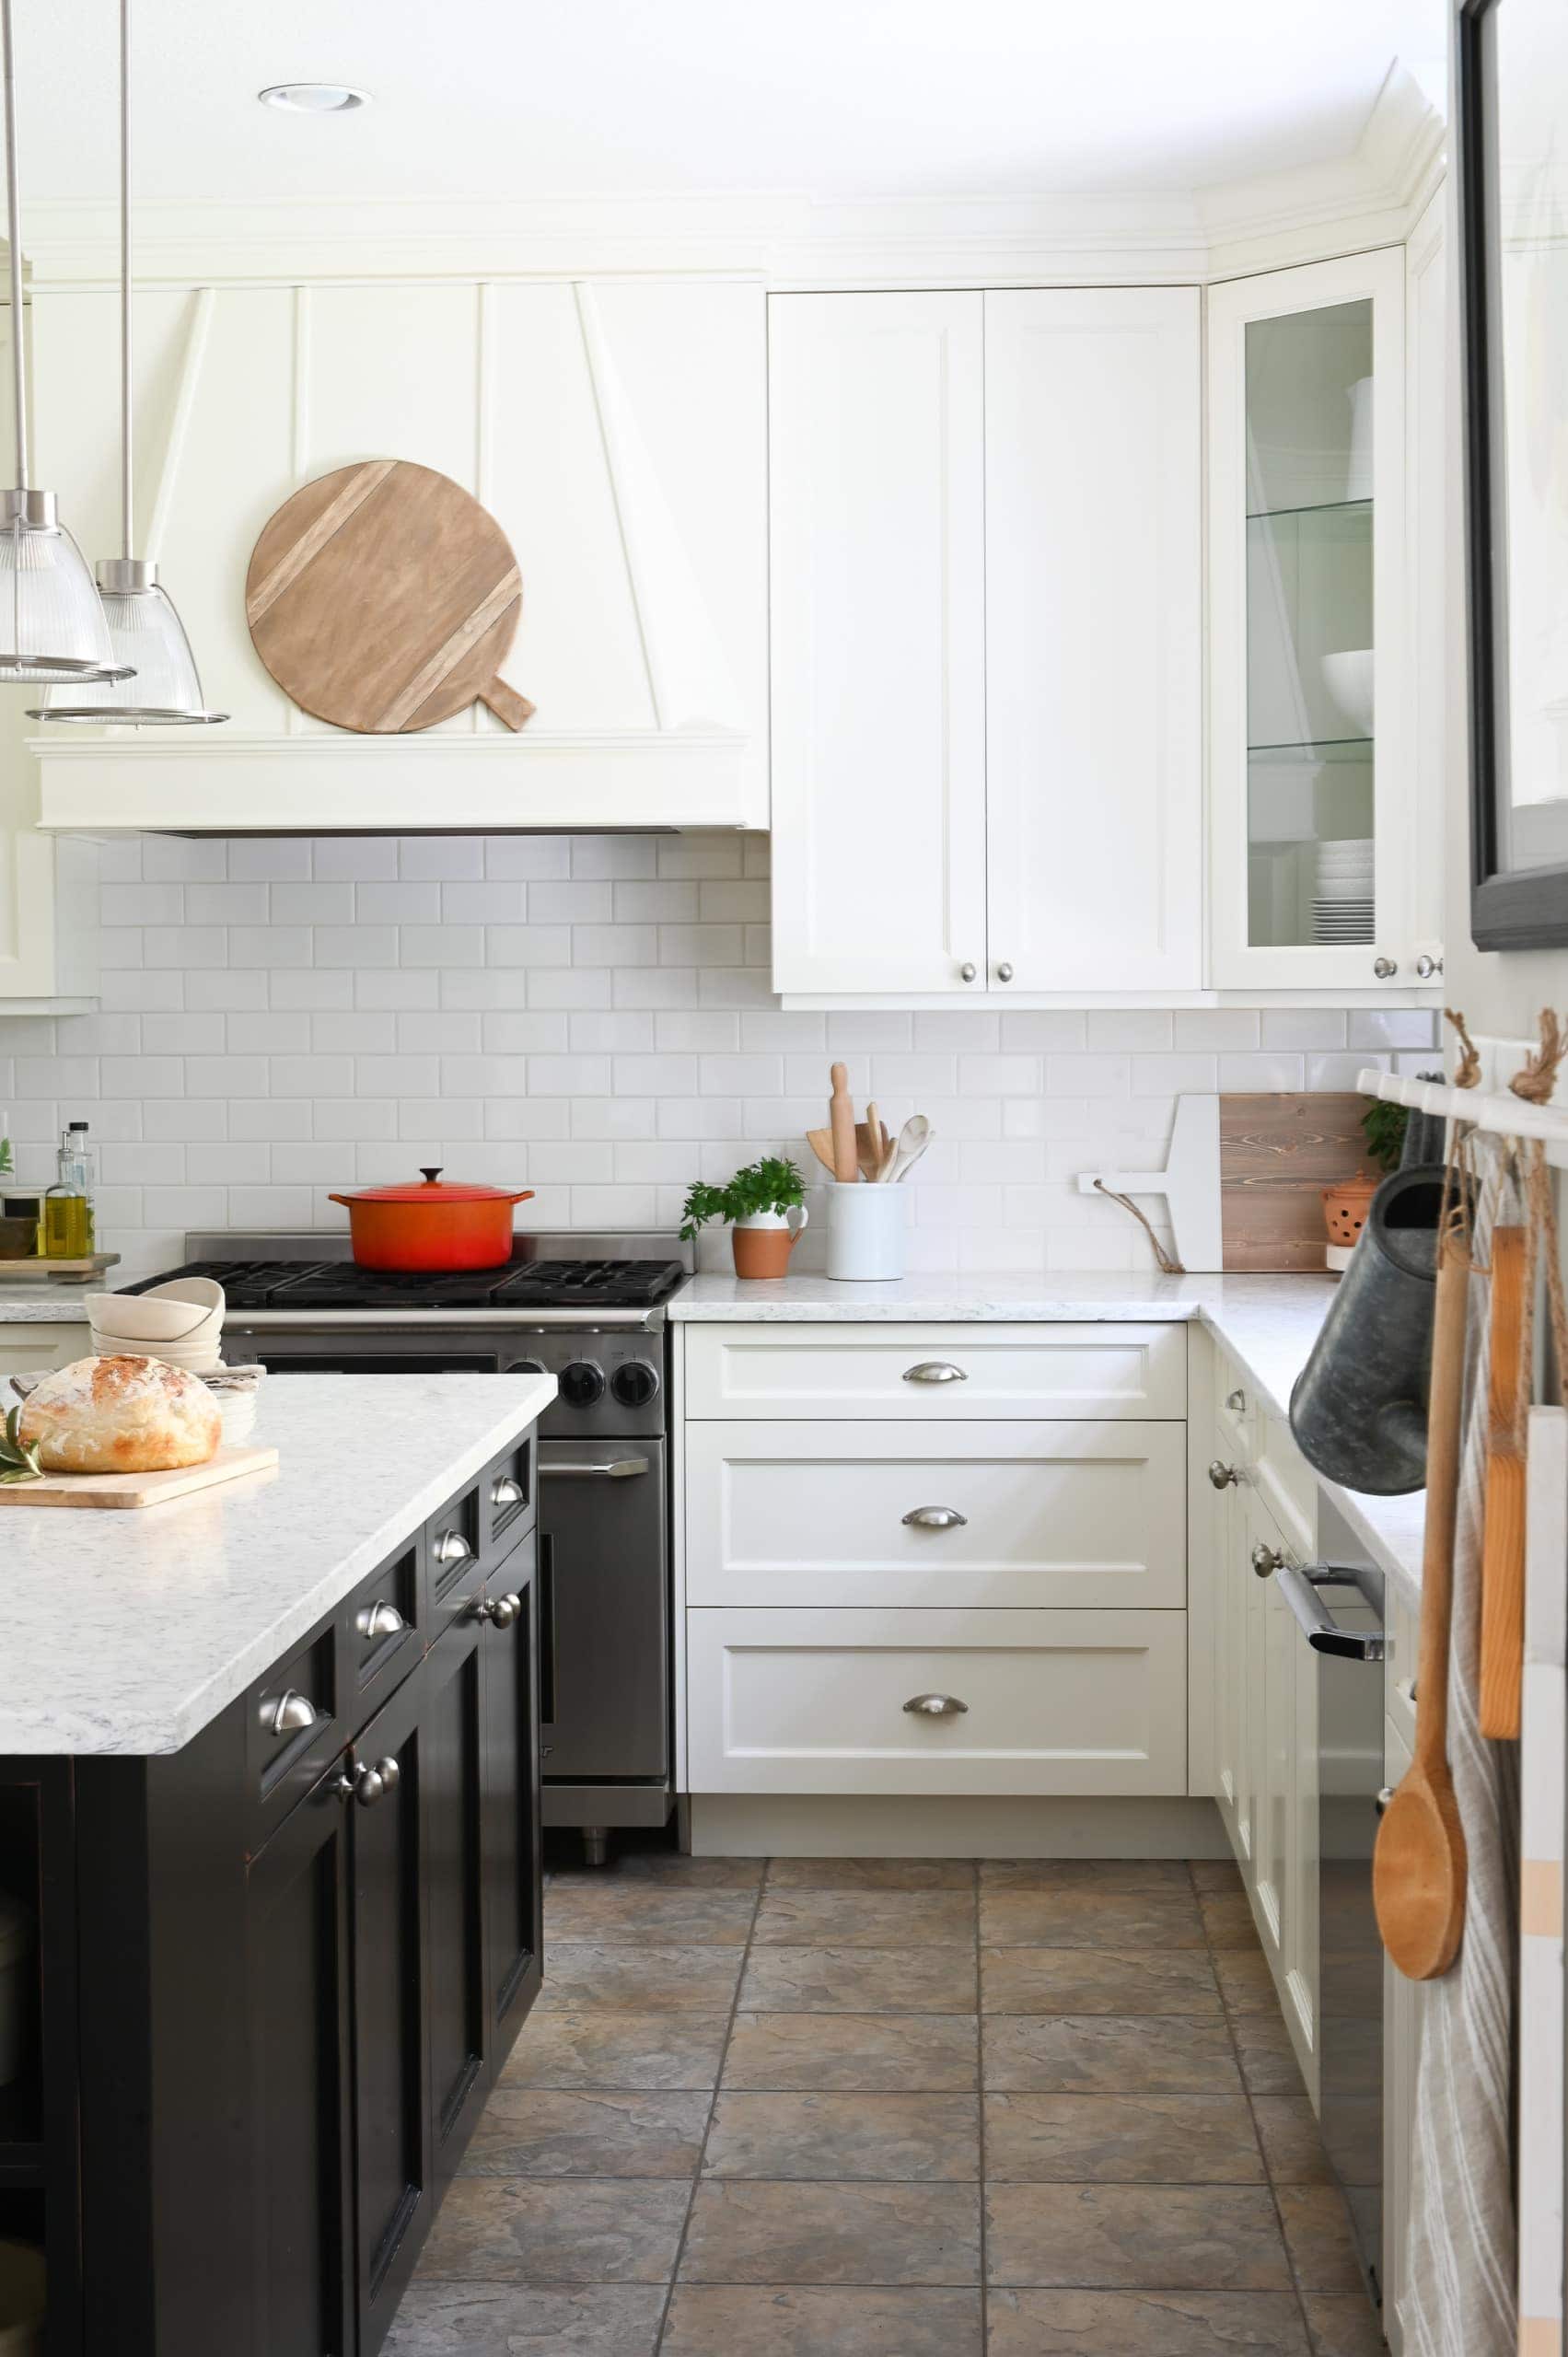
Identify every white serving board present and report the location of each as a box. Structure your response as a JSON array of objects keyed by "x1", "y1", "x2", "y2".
[{"x1": 0, "y1": 1444, "x2": 278, "y2": 1510}]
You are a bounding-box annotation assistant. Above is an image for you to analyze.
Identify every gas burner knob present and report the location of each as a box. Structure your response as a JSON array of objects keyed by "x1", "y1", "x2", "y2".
[
  {"x1": 559, "y1": 1360, "x2": 606, "y2": 1409},
  {"x1": 610, "y1": 1360, "x2": 660, "y2": 1409}
]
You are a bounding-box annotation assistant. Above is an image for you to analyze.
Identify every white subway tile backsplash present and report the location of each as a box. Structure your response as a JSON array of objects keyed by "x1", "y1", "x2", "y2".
[
  {"x1": 267, "y1": 883, "x2": 354, "y2": 925},
  {"x1": 0, "y1": 828, "x2": 1394, "y2": 1274},
  {"x1": 187, "y1": 883, "x2": 272, "y2": 926}
]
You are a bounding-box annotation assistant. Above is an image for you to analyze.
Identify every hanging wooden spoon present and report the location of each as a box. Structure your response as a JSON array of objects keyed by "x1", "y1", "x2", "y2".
[
  {"x1": 1479, "y1": 1223, "x2": 1528, "y2": 1738},
  {"x1": 1374, "y1": 1232, "x2": 1469, "y2": 1980}
]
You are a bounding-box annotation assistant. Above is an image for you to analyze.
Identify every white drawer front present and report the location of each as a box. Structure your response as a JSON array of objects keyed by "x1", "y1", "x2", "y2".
[
  {"x1": 682, "y1": 1322, "x2": 1186, "y2": 1422},
  {"x1": 686, "y1": 1421, "x2": 1185, "y2": 1608},
  {"x1": 687, "y1": 1607, "x2": 1188, "y2": 1794}
]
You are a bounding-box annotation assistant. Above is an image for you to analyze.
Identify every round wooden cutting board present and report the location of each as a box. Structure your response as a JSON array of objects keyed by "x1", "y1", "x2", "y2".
[{"x1": 245, "y1": 459, "x2": 536, "y2": 734}]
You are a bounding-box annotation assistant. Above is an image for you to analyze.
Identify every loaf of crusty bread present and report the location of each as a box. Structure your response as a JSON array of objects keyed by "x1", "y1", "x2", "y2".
[{"x1": 17, "y1": 1354, "x2": 222, "y2": 1474}]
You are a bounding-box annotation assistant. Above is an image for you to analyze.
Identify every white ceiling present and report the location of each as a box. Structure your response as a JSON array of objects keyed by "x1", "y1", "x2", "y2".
[{"x1": 15, "y1": 0, "x2": 1446, "y2": 209}]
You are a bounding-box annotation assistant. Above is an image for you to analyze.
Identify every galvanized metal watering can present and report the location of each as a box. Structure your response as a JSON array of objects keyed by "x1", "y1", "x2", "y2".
[{"x1": 1289, "y1": 1165, "x2": 1451, "y2": 1495}]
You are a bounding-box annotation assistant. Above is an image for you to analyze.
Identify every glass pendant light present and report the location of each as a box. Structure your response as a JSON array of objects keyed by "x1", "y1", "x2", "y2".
[
  {"x1": 0, "y1": 0, "x2": 123, "y2": 680},
  {"x1": 34, "y1": 0, "x2": 225, "y2": 723}
]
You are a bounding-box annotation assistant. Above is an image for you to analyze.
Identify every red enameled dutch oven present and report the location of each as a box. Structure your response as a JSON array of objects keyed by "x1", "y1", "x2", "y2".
[{"x1": 328, "y1": 1167, "x2": 534, "y2": 1271}]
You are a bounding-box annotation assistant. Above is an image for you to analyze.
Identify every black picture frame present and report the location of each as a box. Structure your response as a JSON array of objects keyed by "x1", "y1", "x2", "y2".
[{"x1": 1457, "y1": 0, "x2": 1568, "y2": 948}]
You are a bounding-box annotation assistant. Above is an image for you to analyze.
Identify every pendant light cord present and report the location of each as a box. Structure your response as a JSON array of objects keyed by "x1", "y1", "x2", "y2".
[
  {"x1": 119, "y1": 0, "x2": 131, "y2": 557},
  {"x1": 2, "y1": 0, "x2": 28, "y2": 489}
]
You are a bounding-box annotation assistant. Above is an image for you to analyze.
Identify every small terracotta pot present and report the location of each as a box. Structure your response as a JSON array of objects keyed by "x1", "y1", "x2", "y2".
[
  {"x1": 1321, "y1": 1168, "x2": 1380, "y2": 1249},
  {"x1": 731, "y1": 1207, "x2": 808, "y2": 1280}
]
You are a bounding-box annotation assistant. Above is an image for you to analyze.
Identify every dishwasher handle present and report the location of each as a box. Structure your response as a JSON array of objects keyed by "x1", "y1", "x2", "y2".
[{"x1": 1273, "y1": 1561, "x2": 1387, "y2": 1662}]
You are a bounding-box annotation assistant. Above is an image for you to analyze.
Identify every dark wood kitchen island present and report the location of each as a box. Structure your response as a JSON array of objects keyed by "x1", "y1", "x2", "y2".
[{"x1": 0, "y1": 1370, "x2": 554, "y2": 2357}]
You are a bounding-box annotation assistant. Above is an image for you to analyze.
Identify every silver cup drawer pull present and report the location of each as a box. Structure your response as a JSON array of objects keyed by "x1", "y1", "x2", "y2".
[
  {"x1": 354, "y1": 1599, "x2": 406, "y2": 1642},
  {"x1": 261, "y1": 1687, "x2": 320, "y2": 1739},
  {"x1": 490, "y1": 1474, "x2": 525, "y2": 1511},
  {"x1": 901, "y1": 1506, "x2": 969, "y2": 1530},
  {"x1": 434, "y1": 1528, "x2": 472, "y2": 1567},
  {"x1": 902, "y1": 1361, "x2": 967, "y2": 1386},
  {"x1": 902, "y1": 1692, "x2": 969, "y2": 1718}
]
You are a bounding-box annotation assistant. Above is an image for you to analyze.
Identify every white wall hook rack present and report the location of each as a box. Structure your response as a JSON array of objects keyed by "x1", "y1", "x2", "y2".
[{"x1": 1356, "y1": 1066, "x2": 1568, "y2": 1174}]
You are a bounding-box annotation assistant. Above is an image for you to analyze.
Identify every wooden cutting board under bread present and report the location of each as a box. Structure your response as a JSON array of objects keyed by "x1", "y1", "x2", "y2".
[
  {"x1": 0, "y1": 1445, "x2": 279, "y2": 1511},
  {"x1": 1220, "y1": 1092, "x2": 1371, "y2": 1271}
]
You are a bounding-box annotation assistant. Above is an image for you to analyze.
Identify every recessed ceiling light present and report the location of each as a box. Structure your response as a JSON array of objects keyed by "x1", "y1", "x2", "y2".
[{"x1": 258, "y1": 83, "x2": 371, "y2": 114}]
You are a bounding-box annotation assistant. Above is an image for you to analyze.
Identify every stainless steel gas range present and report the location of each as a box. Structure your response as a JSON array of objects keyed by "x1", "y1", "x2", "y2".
[{"x1": 121, "y1": 1230, "x2": 692, "y2": 1864}]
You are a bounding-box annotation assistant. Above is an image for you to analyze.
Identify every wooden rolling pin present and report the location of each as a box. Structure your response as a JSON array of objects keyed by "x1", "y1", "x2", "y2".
[
  {"x1": 829, "y1": 1062, "x2": 859, "y2": 1184},
  {"x1": 1374, "y1": 1232, "x2": 1470, "y2": 1979},
  {"x1": 1479, "y1": 1224, "x2": 1528, "y2": 1738}
]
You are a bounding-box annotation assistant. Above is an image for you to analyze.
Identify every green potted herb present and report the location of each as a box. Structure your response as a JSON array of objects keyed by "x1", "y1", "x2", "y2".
[
  {"x1": 679, "y1": 1156, "x2": 808, "y2": 1279},
  {"x1": 1360, "y1": 1097, "x2": 1409, "y2": 1175}
]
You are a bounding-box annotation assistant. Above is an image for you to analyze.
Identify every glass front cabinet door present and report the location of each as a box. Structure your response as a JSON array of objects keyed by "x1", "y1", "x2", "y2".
[{"x1": 1208, "y1": 250, "x2": 1415, "y2": 991}]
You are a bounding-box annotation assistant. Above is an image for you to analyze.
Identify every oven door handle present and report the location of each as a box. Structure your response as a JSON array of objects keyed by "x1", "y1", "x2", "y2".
[
  {"x1": 539, "y1": 1456, "x2": 650, "y2": 1480},
  {"x1": 1273, "y1": 1562, "x2": 1387, "y2": 1662}
]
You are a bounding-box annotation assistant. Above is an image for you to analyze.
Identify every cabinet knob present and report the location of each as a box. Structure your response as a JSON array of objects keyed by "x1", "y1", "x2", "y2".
[
  {"x1": 261, "y1": 1687, "x2": 320, "y2": 1739},
  {"x1": 1373, "y1": 956, "x2": 1398, "y2": 980},
  {"x1": 1376, "y1": 1785, "x2": 1396, "y2": 1817},
  {"x1": 434, "y1": 1528, "x2": 472, "y2": 1567},
  {"x1": 995, "y1": 962, "x2": 1015, "y2": 982},
  {"x1": 1225, "y1": 1388, "x2": 1246, "y2": 1414},
  {"x1": 902, "y1": 1692, "x2": 969, "y2": 1718},
  {"x1": 958, "y1": 961, "x2": 977, "y2": 983},
  {"x1": 1208, "y1": 1459, "x2": 1240, "y2": 1491},
  {"x1": 490, "y1": 1474, "x2": 524, "y2": 1512},
  {"x1": 901, "y1": 1505, "x2": 969, "y2": 1530},
  {"x1": 1415, "y1": 953, "x2": 1444, "y2": 981},
  {"x1": 335, "y1": 1757, "x2": 401, "y2": 1808},
  {"x1": 354, "y1": 1599, "x2": 405, "y2": 1642},
  {"x1": 1250, "y1": 1539, "x2": 1283, "y2": 1579},
  {"x1": 902, "y1": 1360, "x2": 967, "y2": 1385},
  {"x1": 471, "y1": 1592, "x2": 520, "y2": 1630}
]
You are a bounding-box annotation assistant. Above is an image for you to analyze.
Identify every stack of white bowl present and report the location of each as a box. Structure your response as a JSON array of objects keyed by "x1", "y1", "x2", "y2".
[
  {"x1": 84, "y1": 1277, "x2": 226, "y2": 1375},
  {"x1": 1311, "y1": 838, "x2": 1374, "y2": 945}
]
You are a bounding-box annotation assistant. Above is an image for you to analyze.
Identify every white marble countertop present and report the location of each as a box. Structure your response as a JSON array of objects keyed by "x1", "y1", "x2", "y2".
[
  {"x1": 0, "y1": 1284, "x2": 92, "y2": 1323},
  {"x1": 672, "y1": 1270, "x2": 1424, "y2": 1602},
  {"x1": 0, "y1": 1372, "x2": 555, "y2": 1758}
]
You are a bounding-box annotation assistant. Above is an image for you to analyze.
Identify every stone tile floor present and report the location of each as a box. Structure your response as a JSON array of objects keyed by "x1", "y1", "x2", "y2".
[{"x1": 387, "y1": 1851, "x2": 1386, "y2": 2356}]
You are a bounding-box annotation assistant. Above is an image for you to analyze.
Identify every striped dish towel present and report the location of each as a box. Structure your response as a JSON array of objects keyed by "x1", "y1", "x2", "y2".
[{"x1": 1406, "y1": 1159, "x2": 1520, "y2": 2357}]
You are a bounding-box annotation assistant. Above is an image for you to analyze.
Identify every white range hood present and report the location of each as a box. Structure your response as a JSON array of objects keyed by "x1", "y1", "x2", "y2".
[{"x1": 27, "y1": 276, "x2": 766, "y2": 834}]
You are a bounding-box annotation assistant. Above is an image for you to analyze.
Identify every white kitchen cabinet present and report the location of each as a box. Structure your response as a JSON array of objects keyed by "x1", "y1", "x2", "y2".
[
  {"x1": 685, "y1": 1418, "x2": 1186, "y2": 1609},
  {"x1": 0, "y1": 1325, "x2": 84, "y2": 1383},
  {"x1": 686, "y1": 1605, "x2": 1188, "y2": 1796},
  {"x1": 1209, "y1": 248, "x2": 1436, "y2": 993},
  {"x1": 983, "y1": 290, "x2": 1202, "y2": 993},
  {"x1": 768, "y1": 286, "x2": 1202, "y2": 999},
  {"x1": 683, "y1": 1320, "x2": 1186, "y2": 1422},
  {"x1": 768, "y1": 293, "x2": 988, "y2": 993}
]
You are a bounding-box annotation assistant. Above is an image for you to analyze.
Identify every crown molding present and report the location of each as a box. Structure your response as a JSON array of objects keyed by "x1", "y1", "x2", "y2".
[{"x1": 20, "y1": 69, "x2": 1446, "y2": 292}]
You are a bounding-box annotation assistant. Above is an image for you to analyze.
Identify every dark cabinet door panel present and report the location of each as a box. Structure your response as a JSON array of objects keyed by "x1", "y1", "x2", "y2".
[
  {"x1": 349, "y1": 1662, "x2": 432, "y2": 2357},
  {"x1": 246, "y1": 1769, "x2": 354, "y2": 2357},
  {"x1": 423, "y1": 1611, "x2": 488, "y2": 2189},
  {"x1": 481, "y1": 1539, "x2": 544, "y2": 2052}
]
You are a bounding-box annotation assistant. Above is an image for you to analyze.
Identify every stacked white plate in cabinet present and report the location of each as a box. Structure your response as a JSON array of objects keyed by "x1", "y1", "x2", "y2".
[{"x1": 1311, "y1": 838, "x2": 1374, "y2": 945}]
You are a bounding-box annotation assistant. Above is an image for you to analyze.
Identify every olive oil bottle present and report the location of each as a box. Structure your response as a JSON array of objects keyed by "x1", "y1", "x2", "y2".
[{"x1": 43, "y1": 1120, "x2": 96, "y2": 1260}]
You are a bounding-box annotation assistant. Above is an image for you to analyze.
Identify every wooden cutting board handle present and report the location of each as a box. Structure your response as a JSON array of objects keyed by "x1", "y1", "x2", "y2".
[
  {"x1": 1374, "y1": 1234, "x2": 1470, "y2": 1979},
  {"x1": 481, "y1": 679, "x2": 537, "y2": 732},
  {"x1": 1479, "y1": 1224, "x2": 1528, "y2": 1738}
]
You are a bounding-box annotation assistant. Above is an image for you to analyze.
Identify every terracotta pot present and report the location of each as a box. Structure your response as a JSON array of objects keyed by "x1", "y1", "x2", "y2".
[
  {"x1": 327, "y1": 1167, "x2": 534, "y2": 1271},
  {"x1": 1321, "y1": 1168, "x2": 1380, "y2": 1250},
  {"x1": 731, "y1": 1207, "x2": 808, "y2": 1280}
]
